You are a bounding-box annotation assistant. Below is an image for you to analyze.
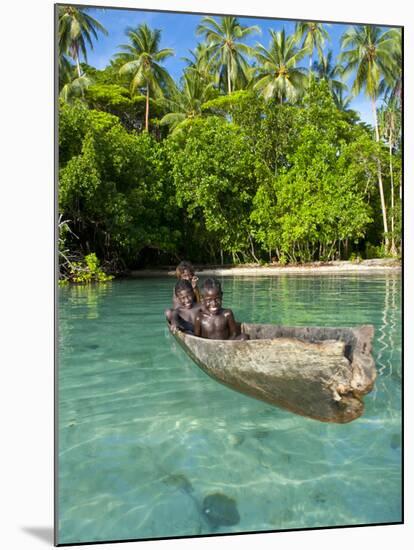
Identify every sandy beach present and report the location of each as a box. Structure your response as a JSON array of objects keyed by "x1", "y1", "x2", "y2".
[{"x1": 129, "y1": 258, "x2": 401, "y2": 277}]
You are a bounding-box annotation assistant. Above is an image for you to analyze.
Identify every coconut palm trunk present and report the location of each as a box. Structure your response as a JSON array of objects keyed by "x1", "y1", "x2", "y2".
[
  {"x1": 227, "y1": 56, "x2": 232, "y2": 94},
  {"x1": 390, "y1": 145, "x2": 396, "y2": 255},
  {"x1": 116, "y1": 24, "x2": 174, "y2": 134},
  {"x1": 58, "y1": 6, "x2": 108, "y2": 80},
  {"x1": 339, "y1": 25, "x2": 400, "y2": 255},
  {"x1": 372, "y1": 99, "x2": 389, "y2": 252},
  {"x1": 71, "y1": 43, "x2": 82, "y2": 77},
  {"x1": 388, "y1": 128, "x2": 397, "y2": 255},
  {"x1": 196, "y1": 16, "x2": 259, "y2": 96},
  {"x1": 145, "y1": 83, "x2": 150, "y2": 132}
]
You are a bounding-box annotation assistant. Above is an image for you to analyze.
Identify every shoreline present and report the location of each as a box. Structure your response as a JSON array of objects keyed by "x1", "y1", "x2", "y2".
[{"x1": 128, "y1": 259, "x2": 401, "y2": 278}]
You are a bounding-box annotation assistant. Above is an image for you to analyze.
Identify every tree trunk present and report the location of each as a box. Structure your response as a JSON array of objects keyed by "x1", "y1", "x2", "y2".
[
  {"x1": 145, "y1": 84, "x2": 150, "y2": 132},
  {"x1": 275, "y1": 247, "x2": 281, "y2": 262},
  {"x1": 76, "y1": 55, "x2": 81, "y2": 78},
  {"x1": 372, "y1": 99, "x2": 389, "y2": 251},
  {"x1": 72, "y1": 43, "x2": 81, "y2": 78},
  {"x1": 227, "y1": 59, "x2": 232, "y2": 95},
  {"x1": 328, "y1": 240, "x2": 337, "y2": 261},
  {"x1": 249, "y1": 234, "x2": 259, "y2": 263},
  {"x1": 389, "y1": 134, "x2": 397, "y2": 256}
]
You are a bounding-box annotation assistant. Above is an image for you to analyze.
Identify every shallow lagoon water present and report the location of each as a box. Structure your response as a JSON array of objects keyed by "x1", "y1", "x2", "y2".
[{"x1": 58, "y1": 274, "x2": 401, "y2": 544}]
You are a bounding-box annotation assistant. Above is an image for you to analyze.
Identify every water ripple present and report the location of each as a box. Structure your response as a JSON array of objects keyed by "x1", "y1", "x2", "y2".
[{"x1": 58, "y1": 274, "x2": 402, "y2": 544}]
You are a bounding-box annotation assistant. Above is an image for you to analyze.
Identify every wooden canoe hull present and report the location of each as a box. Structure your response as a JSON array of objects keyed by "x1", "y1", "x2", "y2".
[{"x1": 170, "y1": 323, "x2": 376, "y2": 423}]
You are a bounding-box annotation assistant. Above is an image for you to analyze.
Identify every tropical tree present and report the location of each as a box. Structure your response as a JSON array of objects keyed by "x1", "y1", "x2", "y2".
[
  {"x1": 378, "y1": 97, "x2": 402, "y2": 255},
  {"x1": 339, "y1": 25, "x2": 400, "y2": 251},
  {"x1": 59, "y1": 103, "x2": 180, "y2": 265},
  {"x1": 253, "y1": 29, "x2": 308, "y2": 103},
  {"x1": 168, "y1": 116, "x2": 260, "y2": 263},
  {"x1": 58, "y1": 6, "x2": 108, "y2": 77},
  {"x1": 312, "y1": 50, "x2": 347, "y2": 98},
  {"x1": 381, "y1": 30, "x2": 402, "y2": 106},
  {"x1": 251, "y1": 82, "x2": 374, "y2": 263},
  {"x1": 196, "y1": 16, "x2": 260, "y2": 94},
  {"x1": 182, "y1": 42, "x2": 217, "y2": 85},
  {"x1": 159, "y1": 70, "x2": 217, "y2": 134},
  {"x1": 59, "y1": 61, "x2": 92, "y2": 103},
  {"x1": 332, "y1": 87, "x2": 354, "y2": 113},
  {"x1": 114, "y1": 24, "x2": 175, "y2": 132},
  {"x1": 295, "y1": 21, "x2": 329, "y2": 70},
  {"x1": 59, "y1": 54, "x2": 74, "y2": 90}
]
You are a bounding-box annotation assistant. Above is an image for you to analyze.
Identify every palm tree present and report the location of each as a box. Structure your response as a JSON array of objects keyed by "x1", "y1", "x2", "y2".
[
  {"x1": 114, "y1": 24, "x2": 175, "y2": 132},
  {"x1": 295, "y1": 21, "x2": 329, "y2": 71},
  {"x1": 378, "y1": 97, "x2": 401, "y2": 255},
  {"x1": 340, "y1": 25, "x2": 400, "y2": 251},
  {"x1": 182, "y1": 42, "x2": 217, "y2": 85},
  {"x1": 332, "y1": 87, "x2": 353, "y2": 112},
  {"x1": 253, "y1": 29, "x2": 308, "y2": 103},
  {"x1": 58, "y1": 6, "x2": 108, "y2": 77},
  {"x1": 196, "y1": 16, "x2": 260, "y2": 94},
  {"x1": 380, "y1": 29, "x2": 402, "y2": 107},
  {"x1": 312, "y1": 50, "x2": 347, "y2": 98},
  {"x1": 59, "y1": 56, "x2": 92, "y2": 103},
  {"x1": 159, "y1": 70, "x2": 217, "y2": 134}
]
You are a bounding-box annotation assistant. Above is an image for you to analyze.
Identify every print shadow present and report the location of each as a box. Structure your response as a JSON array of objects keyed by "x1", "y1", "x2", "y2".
[{"x1": 22, "y1": 526, "x2": 54, "y2": 544}]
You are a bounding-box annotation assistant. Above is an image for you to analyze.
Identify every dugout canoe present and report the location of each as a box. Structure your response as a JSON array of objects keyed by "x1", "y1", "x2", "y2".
[{"x1": 169, "y1": 323, "x2": 376, "y2": 423}]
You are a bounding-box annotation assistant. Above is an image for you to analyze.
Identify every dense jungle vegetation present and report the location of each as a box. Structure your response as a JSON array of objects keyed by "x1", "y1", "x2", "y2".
[{"x1": 58, "y1": 6, "x2": 402, "y2": 282}]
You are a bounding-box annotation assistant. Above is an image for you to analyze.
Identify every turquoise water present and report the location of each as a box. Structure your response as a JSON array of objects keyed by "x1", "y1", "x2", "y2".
[{"x1": 58, "y1": 274, "x2": 402, "y2": 545}]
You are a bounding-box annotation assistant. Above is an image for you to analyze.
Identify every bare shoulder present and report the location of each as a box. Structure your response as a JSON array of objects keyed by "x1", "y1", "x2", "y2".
[
  {"x1": 223, "y1": 308, "x2": 235, "y2": 318},
  {"x1": 194, "y1": 309, "x2": 203, "y2": 320}
]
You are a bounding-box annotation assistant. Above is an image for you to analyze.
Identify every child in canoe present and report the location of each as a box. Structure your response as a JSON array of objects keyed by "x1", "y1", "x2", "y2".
[
  {"x1": 172, "y1": 261, "x2": 201, "y2": 308},
  {"x1": 166, "y1": 280, "x2": 201, "y2": 335},
  {"x1": 194, "y1": 278, "x2": 248, "y2": 340}
]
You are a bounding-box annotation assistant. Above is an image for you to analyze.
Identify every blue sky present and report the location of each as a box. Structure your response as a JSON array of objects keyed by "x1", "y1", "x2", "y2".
[{"x1": 81, "y1": 6, "x2": 399, "y2": 125}]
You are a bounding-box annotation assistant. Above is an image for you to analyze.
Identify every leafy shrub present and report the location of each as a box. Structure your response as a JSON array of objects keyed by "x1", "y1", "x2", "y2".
[
  {"x1": 67, "y1": 253, "x2": 113, "y2": 284},
  {"x1": 349, "y1": 253, "x2": 362, "y2": 263}
]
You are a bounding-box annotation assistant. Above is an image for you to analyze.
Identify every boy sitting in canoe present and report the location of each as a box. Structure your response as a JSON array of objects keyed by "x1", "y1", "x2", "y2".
[
  {"x1": 194, "y1": 278, "x2": 248, "y2": 340},
  {"x1": 172, "y1": 261, "x2": 201, "y2": 309},
  {"x1": 165, "y1": 280, "x2": 201, "y2": 335}
]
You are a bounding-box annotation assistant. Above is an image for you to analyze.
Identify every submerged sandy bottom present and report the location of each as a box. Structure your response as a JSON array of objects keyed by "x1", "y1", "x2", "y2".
[{"x1": 58, "y1": 274, "x2": 402, "y2": 544}]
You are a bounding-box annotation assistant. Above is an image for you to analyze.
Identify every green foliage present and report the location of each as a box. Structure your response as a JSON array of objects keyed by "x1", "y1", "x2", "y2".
[
  {"x1": 251, "y1": 82, "x2": 374, "y2": 262},
  {"x1": 365, "y1": 243, "x2": 387, "y2": 259},
  {"x1": 349, "y1": 253, "x2": 362, "y2": 263},
  {"x1": 58, "y1": 71, "x2": 401, "y2": 272},
  {"x1": 160, "y1": 71, "x2": 218, "y2": 134},
  {"x1": 85, "y1": 83, "x2": 166, "y2": 131},
  {"x1": 167, "y1": 116, "x2": 259, "y2": 261},
  {"x1": 253, "y1": 29, "x2": 308, "y2": 102},
  {"x1": 202, "y1": 90, "x2": 256, "y2": 113},
  {"x1": 68, "y1": 253, "x2": 114, "y2": 284},
  {"x1": 59, "y1": 103, "x2": 181, "y2": 265},
  {"x1": 59, "y1": 100, "x2": 91, "y2": 164},
  {"x1": 114, "y1": 23, "x2": 175, "y2": 131},
  {"x1": 196, "y1": 16, "x2": 260, "y2": 94},
  {"x1": 56, "y1": 12, "x2": 402, "y2": 273}
]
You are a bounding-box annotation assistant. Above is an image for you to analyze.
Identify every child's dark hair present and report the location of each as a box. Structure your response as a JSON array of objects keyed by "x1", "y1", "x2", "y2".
[
  {"x1": 175, "y1": 260, "x2": 194, "y2": 278},
  {"x1": 175, "y1": 279, "x2": 194, "y2": 296},
  {"x1": 201, "y1": 278, "x2": 222, "y2": 296}
]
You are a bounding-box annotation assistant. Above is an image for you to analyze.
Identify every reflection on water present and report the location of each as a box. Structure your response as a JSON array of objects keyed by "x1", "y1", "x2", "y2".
[{"x1": 58, "y1": 274, "x2": 402, "y2": 544}]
